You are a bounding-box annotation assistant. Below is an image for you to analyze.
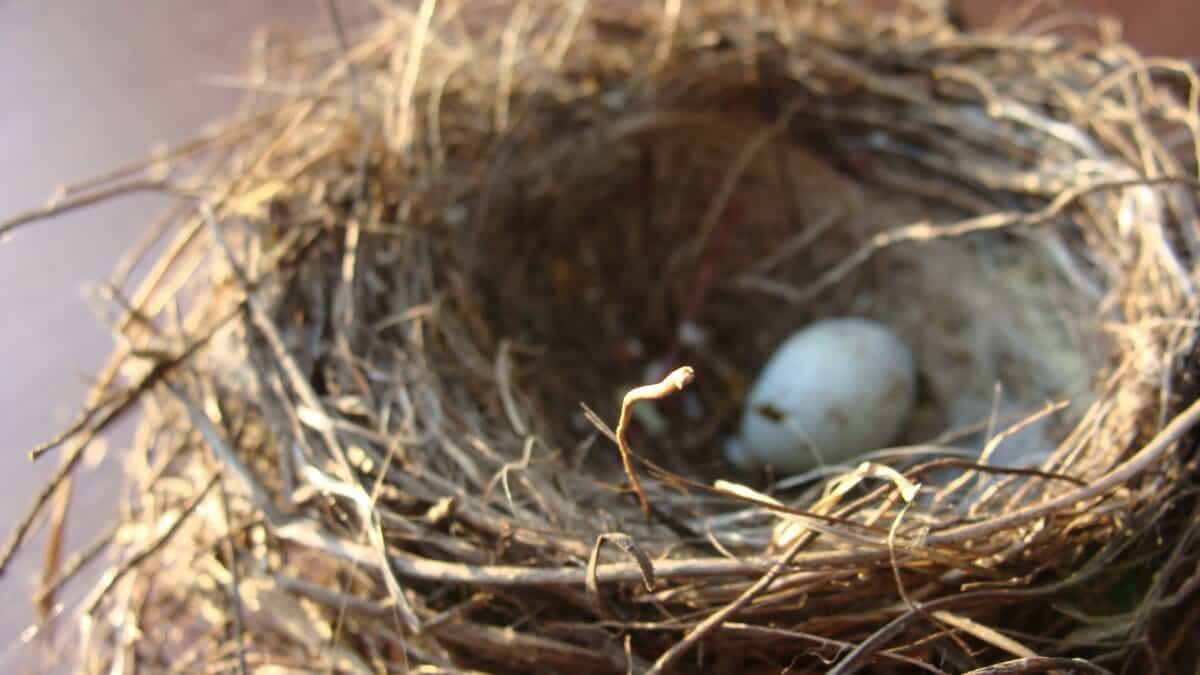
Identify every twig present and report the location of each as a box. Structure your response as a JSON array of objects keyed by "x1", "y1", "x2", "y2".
[
  {"x1": 296, "y1": 464, "x2": 422, "y2": 633},
  {"x1": 30, "y1": 303, "x2": 241, "y2": 461},
  {"x1": 82, "y1": 473, "x2": 220, "y2": 617},
  {"x1": 429, "y1": 620, "x2": 626, "y2": 673},
  {"x1": 324, "y1": 0, "x2": 373, "y2": 342},
  {"x1": 933, "y1": 399, "x2": 1072, "y2": 510},
  {"x1": 36, "y1": 475, "x2": 73, "y2": 619},
  {"x1": 647, "y1": 473, "x2": 922, "y2": 674},
  {"x1": 689, "y1": 102, "x2": 802, "y2": 263},
  {"x1": 960, "y1": 657, "x2": 1114, "y2": 674},
  {"x1": 495, "y1": 0, "x2": 531, "y2": 131},
  {"x1": 277, "y1": 514, "x2": 896, "y2": 589},
  {"x1": 546, "y1": 0, "x2": 588, "y2": 69},
  {"x1": 654, "y1": 0, "x2": 682, "y2": 68},
  {"x1": 0, "y1": 429, "x2": 97, "y2": 578},
  {"x1": 791, "y1": 176, "x2": 1200, "y2": 305},
  {"x1": 59, "y1": 111, "x2": 272, "y2": 197},
  {"x1": 928, "y1": 394, "x2": 1200, "y2": 545},
  {"x1": 930, "y1": 610, "x2": 1037, "y2": 660},
  {"x1": 323, "y1": 0, "x2": 366, "y2": 124},
  {"x1": 393, "y1": 0, "x2": 438, "y2": 151},
  {"x1": 215, "y1": 475, "x2": 248, "y2": 675},
  {"x1": 592, "y1": 401, "x2": 967, "y2": 556},
  {"x1": 828, "y1": 541, "x2": 1129, "y2": 674},
  {"x1": 198, "y1": 203, "x2": 356, "y2": 481},
  {"x1": 0, "y1": 179, "x2": 186, "y2": 239},
  {"x1": 273, "y1": 573, "x2": 392, "y2": 616},
  {"x1": 645, "y1": 531, "x2": 813, "y2": 675},
  {"x1": 613, "y1": 366, "x2": 695, "y2": 516},
  {"x1": 587, "y1": 533, "x2": 655, "y2": 597},
  {"x1": 167, "y1": 381, "x2": 286, "y2": 524},
  {"x1": 34, "y1": 523, "x2": 118, "y2": 608},
  {"x1": 109, "y1": 200, "x2": 191, "y2": 292},
  {"x1": 720, "y1": 623, "x2": 948, "y2": 674},
  {"x1": 29, "y1": 395, "x2": 125, "y2": 462}
]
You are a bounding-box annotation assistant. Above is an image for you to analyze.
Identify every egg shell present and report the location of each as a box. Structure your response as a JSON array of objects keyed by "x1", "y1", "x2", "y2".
[{"x1": 730, "y1": 317, "x2": 916, "y2": 474}]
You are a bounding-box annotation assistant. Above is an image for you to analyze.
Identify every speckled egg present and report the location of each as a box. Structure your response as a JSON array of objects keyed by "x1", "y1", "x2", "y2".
[{"x1": 726, "y1": 317, "x2": 916, "y2": 475}]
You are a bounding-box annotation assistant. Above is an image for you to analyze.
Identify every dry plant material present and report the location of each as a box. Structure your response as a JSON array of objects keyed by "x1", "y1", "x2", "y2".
[
  {"x1": 615, "y1": 366, "x2": 695, "y2": 516},
  {"x1": 4, "y1": 1, "x2": 1200, "y2": 673}
]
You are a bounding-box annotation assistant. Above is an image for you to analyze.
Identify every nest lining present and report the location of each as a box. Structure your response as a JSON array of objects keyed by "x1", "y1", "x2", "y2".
[
  {"x1": 469, "y1": 108, "x2": 1100, "y2": 479},
  {"x1": 8, "y1": 1, "x2": 1200, "y2": 674}
]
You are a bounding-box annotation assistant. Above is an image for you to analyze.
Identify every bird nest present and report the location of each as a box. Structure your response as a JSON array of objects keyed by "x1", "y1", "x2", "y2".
[{"x1": 8, "y1": 1, "x2": 1200, "y2": 673}]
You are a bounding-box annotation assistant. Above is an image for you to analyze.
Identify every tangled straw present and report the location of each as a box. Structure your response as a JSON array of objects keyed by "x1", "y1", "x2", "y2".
[{"x1": 4, "y1": 1, "x2": 1200, "y2": 672}]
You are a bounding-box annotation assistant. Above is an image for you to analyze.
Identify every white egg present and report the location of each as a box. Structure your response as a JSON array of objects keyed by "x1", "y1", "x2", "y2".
[{"x1": 726, "y1": 317, "x2": 916, "y2": 475}]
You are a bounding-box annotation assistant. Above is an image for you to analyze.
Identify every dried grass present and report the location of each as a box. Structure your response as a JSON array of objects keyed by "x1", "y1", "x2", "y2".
[{"x1": 5, "y1": 1, "x2": 1200, "y2": 673}]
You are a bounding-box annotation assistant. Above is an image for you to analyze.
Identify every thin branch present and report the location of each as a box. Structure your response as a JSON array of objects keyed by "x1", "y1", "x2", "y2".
[
  {"x1": 828, "y1": 541, "x2": 1130, "y2": 674},
  {"x1": 613, "y1": 366, "x2": 695, "y2": 516},
  {"x1": 645, "y1": 532, "x2": 813, "y2": 675},
  {"x1": 30, "y1": 303, "x2": 241, "y2": 461},
  {"x1": 82, "y1": 472, "x2": 220, "y2": 617},
  {"x1": 36, "y1": 476, "x2": 73, "y2": 618},
  {"x1": 960, "y1": 657, "x2": 1114, "y2": 675},
  {"x1": 199, "y1": 203, "x2": 356, "y2": 481},
  {"x1": 215, "y1": 475, "x2": 248, "y2": 675},
  {"x1": 0, "y1": 429, "x2": 97, "y2": 577},
  {"x1": 928, "y1": 394, "x2": 1200, "y2": 545},
  {"x1": 34, "y1": 523, "x2": 118, "y2": 607},
  {"x1": 0, "y1": 179, "x2": 189, "y2": 240},
  {"x1": 167, "y1": 381, "x2": 286, "y2": 524},
  {"x1": 721, "y1": 623, "x2": 948, "y2": 674},
  {"x1": 791, "y1": 176, "x2": 1200, "y2": 305}
]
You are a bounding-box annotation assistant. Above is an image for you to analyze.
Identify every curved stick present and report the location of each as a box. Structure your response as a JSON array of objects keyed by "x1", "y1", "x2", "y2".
[{"x1": 615, "y1": 366, "x2": 695, "y2": 516}]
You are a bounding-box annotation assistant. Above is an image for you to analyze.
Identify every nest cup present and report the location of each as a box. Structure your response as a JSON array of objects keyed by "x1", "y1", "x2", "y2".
[{"x1": 13, "y1": 1, "x2": 1200, "y2": 673}]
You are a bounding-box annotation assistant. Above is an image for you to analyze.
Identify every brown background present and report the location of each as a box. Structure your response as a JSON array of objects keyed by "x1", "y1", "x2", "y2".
[{"x1": 0, "y1": 1, "x2": 1193, "y2": 670}]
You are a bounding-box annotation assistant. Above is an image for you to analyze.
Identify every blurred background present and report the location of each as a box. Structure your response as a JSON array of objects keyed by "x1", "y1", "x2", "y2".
[
  {"x1": 0, "y1": 3, "x2": 326, "y2": 670},
  {"x1": 0, "y1": 0, "x2": 1194, "y2": 671}
]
